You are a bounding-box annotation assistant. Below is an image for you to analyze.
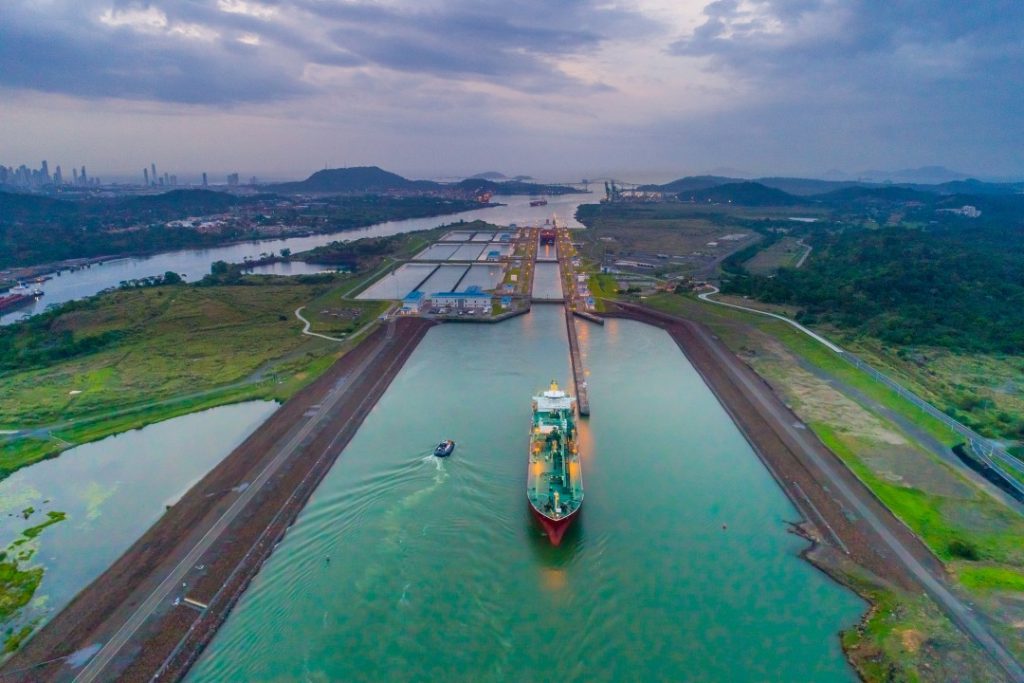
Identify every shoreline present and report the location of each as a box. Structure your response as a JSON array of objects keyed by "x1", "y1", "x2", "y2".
[
  {"x1": 0, "y1": 204, "x2": 502, "y2": 297},
  {"x1": 1, "y1": 317, "x2": 435, "y2": 682},
  {"x1": 602, "y1": 302, "x2": 1022, "y2": 681}
]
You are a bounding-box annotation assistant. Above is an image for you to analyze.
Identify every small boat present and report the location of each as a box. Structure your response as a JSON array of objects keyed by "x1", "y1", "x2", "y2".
[{"x1": 434, "y1": 440, "x2": 455, "y2": 457}]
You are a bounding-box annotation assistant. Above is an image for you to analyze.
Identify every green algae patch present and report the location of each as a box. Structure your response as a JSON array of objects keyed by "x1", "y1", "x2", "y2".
[
  {"x1": 22, "y1": 511, "x2": 67, "y2": 539},
  {"x1": 3, "y1": 623, "x2": 36, "y2": 653},
  {"x1": 0, "y1": 558, "x2": 44, "y2": 621}
]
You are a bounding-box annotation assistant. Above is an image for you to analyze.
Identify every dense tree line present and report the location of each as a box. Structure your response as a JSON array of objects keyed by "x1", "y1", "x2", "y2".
[{"x1": 723, "y1": 221, "x2": 1024, "y2": 352}]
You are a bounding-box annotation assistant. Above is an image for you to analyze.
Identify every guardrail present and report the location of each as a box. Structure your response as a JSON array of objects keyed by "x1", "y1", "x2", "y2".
[
  {"x1": 838, "y1": 352, "x2": 1024, "y2": 497},
  {"x1": 697, "y1": 287, "x2": 1024, "y2": 500}
]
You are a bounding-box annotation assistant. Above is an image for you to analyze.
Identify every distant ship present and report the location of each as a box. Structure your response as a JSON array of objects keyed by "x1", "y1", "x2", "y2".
[
  {"x1": 529, "y1": 198, "x2": 548, "y2": 207},
  {"x1": 527, "y1": 381, "x2": 583, "y2": 545},
  {"x1": 0, "y1": 288, "x2": 43, "y2": 313}
]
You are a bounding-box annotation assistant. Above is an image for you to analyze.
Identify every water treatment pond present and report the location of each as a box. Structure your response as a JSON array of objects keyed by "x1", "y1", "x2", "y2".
[{"x1": 189, "y1": 309, "x2": 863, "y2": 681}]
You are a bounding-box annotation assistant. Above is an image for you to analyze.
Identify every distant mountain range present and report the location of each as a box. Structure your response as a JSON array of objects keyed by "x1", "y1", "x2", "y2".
[
  {"x1": 643, "y1": 174, "x2": 1024, "y2": 202},
  {"x1": 270, "y1": 166, "x2": 576, "y2": 196},
  {"x1": 467, "y1": 171, "x2": 534, "y2": 182}
]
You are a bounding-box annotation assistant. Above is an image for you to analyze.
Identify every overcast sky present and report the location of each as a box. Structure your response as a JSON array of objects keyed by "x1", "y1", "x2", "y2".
[{"x1": 1, "y1": 0, "x2": 1021, "y2": 182}]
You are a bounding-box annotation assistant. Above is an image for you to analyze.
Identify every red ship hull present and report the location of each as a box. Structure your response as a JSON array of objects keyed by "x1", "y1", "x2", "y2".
[{"x1": 529, "y1": 502, "x2": 580, "y2": 546}]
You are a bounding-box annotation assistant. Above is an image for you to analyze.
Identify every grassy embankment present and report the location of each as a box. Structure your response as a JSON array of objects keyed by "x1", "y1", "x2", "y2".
[
  {"x1": 742, "y1": 236, "x2": 807, "y2": 274},
  {"x1": 833, "y1": 335, "x2": 1024, "y2": 456},
  {"x1": 1, "y1": 222, "x2": 492, "y2": 478},
  {"x1": 0, "y1": 277, "x2": 387, "y2": 479},
  {"x1": 643, "y1": 291, "x2": 1024, "y2": 674}
]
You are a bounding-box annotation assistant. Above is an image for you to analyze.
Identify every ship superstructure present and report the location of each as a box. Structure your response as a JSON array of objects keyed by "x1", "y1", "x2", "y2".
[{"x1": 527, "y1": 381, "x2": 583, "y2": 545}]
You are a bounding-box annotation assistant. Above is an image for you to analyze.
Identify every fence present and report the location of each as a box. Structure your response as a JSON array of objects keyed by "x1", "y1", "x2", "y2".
[{"x1": 839, "y1": 351, "x2": 1024, "y2": 498}]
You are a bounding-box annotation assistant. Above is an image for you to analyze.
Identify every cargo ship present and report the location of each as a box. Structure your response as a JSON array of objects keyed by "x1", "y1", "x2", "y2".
[
  {"x1": 0, "y1": 289, "x2": 43, "y2": 313},
  {"x1": 527, "y1": 381, "x2": 583, "y2": 545},
  {"x1": 529, "y1": 198, "x2": 548, "y2": 207}
]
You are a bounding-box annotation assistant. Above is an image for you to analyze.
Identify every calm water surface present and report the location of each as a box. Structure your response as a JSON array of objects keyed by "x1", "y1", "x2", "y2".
[
  {"x1": 189, "y1": 309, "x2": 863, "y2": 681},
  {"x1": 532, "y1": 262, "x2": 564, "y2": 299},
  {"x1": 0, "y1": 402, "x2": 277, "y2": 637},
  {"x1": 1, "y1": 193, "x2": 593, "y2": 325}
]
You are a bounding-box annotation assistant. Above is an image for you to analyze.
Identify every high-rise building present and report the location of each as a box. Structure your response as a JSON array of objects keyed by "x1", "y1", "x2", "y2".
[
  {"x1": 144, "y1": 168, "x2": 149, "y2": 186},
  {"x1": 151, "y1": 163, "x2": 157, "y2": 186},
  {"x1": 41, "y1": 160, "x2": 50, "y2": 183},
  {"x1": 227, "y1": 172, "x2": 239, "y2": 186},
  {"x1": 80, "y1": 166, "x2": 87, "y2": 185},
  {"x1": 73, "y1": 167, "x2": 79, "y2": 184},
  {"x1": 54, "y1": 165, "x2": 63, "y2": 185},
  {"x1": 202, "y1": 172, "x2": 208, "y2": 187}
]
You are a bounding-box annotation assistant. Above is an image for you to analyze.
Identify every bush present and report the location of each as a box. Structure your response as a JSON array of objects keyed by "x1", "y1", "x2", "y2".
[{"x1": 948, "y1": 538, "x2": 981, "y2": 561}]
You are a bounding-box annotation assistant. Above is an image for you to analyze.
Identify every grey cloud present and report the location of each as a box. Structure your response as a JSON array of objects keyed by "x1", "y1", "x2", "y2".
[
  {"x1": 657, "y1": 0, "x2": 1024, "y2": 176},
  {"x1": 0, "y1": 0, "x2": 653, "y2": 105},
  {"x1": 0, "y1": 2, "x2": 312, "y2": 104}
]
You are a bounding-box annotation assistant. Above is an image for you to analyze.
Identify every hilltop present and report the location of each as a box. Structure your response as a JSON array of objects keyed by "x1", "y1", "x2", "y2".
[{"x1": 270, "y1": 166, "x2": 581, "y2": 196}]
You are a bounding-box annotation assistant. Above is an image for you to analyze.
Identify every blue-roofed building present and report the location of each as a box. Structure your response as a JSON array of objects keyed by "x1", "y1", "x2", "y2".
[
  {"x1": 485, "y1": 250, "x2": 500, "y2": 262},
  {"x1": 401, "y1": 290, "x2": 426, "y2": 314},
  {"x1": 426, "y1": 286, "x2": 491, "y2": 313}
]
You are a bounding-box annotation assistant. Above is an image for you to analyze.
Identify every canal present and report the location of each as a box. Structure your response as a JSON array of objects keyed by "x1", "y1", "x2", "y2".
[
  {"x1": 1, "y1": 193, "x2": 594, "y2": 325},
  {"x1": 532, "y1": 262, "x2": 564, "y2": 300},
  {"x1": 188, "y1": 308, "x2": 863, "y2": 681}
]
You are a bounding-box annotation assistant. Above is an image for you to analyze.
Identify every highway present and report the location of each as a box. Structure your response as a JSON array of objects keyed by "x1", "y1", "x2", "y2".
[{"x1": 72, "y1": 320, "x2": 404, "y2": 682}]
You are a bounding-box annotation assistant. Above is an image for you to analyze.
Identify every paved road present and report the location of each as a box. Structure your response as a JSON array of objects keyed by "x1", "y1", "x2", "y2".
[
  {"x1": 295, "y1": 304, "x2": 394, "y2": 343},
  {"x1": 685, "y1": 316, "x2": 1024, "y2": 682},
  {"x1": 697, "y1": 285, "x2": 844, "y2": 352},
  {"x1": 794, "y1": 241, "x2": 813, "y2": 268},
  {"x1": 72, "y1": 321, "x2": 399, "y2": 683}
]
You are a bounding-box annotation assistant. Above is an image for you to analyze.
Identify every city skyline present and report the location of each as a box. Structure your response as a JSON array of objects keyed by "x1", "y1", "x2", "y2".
[{"x1": 1, "y1": 1, "x2": 1022, "y2": 180}]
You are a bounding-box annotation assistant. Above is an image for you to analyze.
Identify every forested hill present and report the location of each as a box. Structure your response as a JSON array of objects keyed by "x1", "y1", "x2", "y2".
[
  {"x1": 270, "y1": 166, "x2": 439, "y2": 194},
  {"x1": 723, "y1": 218, "x2": 1024, "y2": 353},
  {"x1": 270, "y1": 166, "x2": 582, "y2": 196},
  {"x1": 643, "y1": 174, "x2": 1024, "y2": 198},
  {"x1": 681, "y1": 182, "x2": 811, "y2": 206}
]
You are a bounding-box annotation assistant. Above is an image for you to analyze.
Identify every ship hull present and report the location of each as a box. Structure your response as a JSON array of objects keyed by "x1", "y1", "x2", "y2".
[{"x1": 528, "y1": 501, "x2": 580, "y2": 546}]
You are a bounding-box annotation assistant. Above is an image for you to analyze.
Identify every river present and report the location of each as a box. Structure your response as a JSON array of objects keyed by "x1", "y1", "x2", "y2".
[
  {"x1": 0, "y1": 402, "x2": 277, "y2": 645},
  {"x1": 1, "y1": 193, "x2": 594, "y2": 325},
  {"x1": 188, "y1": 308, "x2": 863, "y2": 681}
]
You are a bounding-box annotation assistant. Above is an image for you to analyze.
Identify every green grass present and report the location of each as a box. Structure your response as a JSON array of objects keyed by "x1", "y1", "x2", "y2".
[
  {"x1": 957, "y1": 565, "x2": 1024, "y2": 592},
  {"x1": 742, "y1": 237, "x2": 805, "y2": 274},
  {"x1": 0, "y1": 277, "x2": 373, "y2": 479},
  {"x1": 0, "y1": 560, "x2": 42, "y2": 622},
  {"x1": 302, "y1": 296, "x2": 389, "y2": 337},
  {"x1": 587, "y1": 273, "x2": 618, "y2": 311},
  {"x1": 839, "y1": 583, "x2": 1002, "y2": 683},
  {"x1": 814, "y1": 422, "x2": 1024, "y2": 573},
  {"x1": 645, "y1": 293, "x2": 959, "y2": 447},
  {"x1": 0, "y1": 283, "x2": 339, "y2": 429}
]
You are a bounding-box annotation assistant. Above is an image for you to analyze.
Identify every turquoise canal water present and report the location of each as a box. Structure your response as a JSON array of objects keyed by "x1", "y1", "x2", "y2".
[
  {"x1": 0, "y1": 402, "x2": 277, "y2": 645},
  {"x1": 189, "y1": 308, "x2": 863, "y2": 681}
]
